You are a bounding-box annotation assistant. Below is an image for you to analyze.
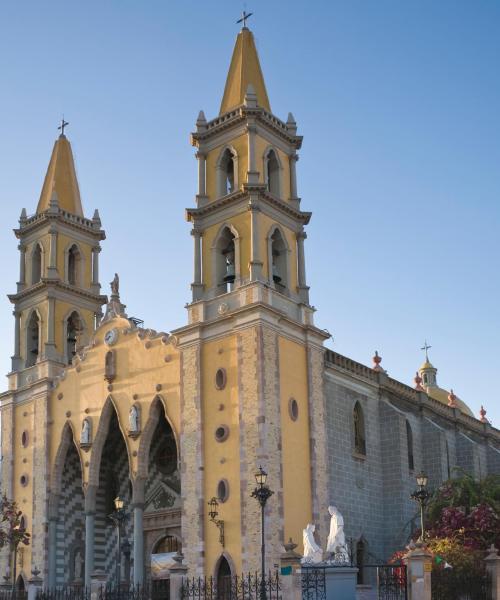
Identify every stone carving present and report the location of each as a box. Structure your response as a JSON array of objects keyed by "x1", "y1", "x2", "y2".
[
  {"x1": 74, "y1": 550, "x2": 83, "y2": 580},
  {"x1": 129, "y1": 405, "x2": 139, "y2": 433},
  {"x1": 302, "y1": 523, "x2": 322, "y2": 563},
  {"x1": 110, "y1": 273, "x2": 119, "y2": 295},
  {"x1": 326, "y1": 505, "x2": 349, "y2": 562},
  {"x1": 80, "y1": 419, "x2": 91, "y2": 445}
]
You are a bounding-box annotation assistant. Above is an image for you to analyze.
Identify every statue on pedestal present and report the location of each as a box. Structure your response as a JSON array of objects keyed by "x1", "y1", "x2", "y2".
[
  {"x1": 129, "y1": 405, "x2": 139, "y2": 433},
  {"x1": 326, "y1": 505, "x2": 349, "y2": 563},
  {"x1": 80, "y1": 419, "x2": 91, "y2": 445},
  {"x1": 302, "y1": 523, "x2": 322, "y2": 564}
]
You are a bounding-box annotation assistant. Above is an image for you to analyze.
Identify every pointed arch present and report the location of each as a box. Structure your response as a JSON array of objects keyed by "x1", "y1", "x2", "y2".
[
  {"x1": 50, "y1": 421, "x2": 82, "y2": 497},
  {"x1": 211, "y1": 222, "x2": 241, "y2": 295},
  {"x1": 137, "y1": 395, "x2": 180, "y2": 481},
  {"x1": 406, "y1": 420, "x2": 414, "y2": 471},
  {"x1": 262, "y1": 146, "x2": 282, "y2": 197},
  {"x1": 88, "y1": 396, "x2": 131, "y2": 488},
  {"x1": 214, "y1": 552, "x2": 235, "y2": 594},
  {"x1": 353, "y1": 401, "x2": 366, "y2": 456},
  {"x1": 30, "y1": 242, "x2": 44, "y2": 285},
  {"x1": 25, "y1": 308, "x2": 42, "y2": 368},
  {"x1": 266, "y1": 224, "x2": 291, "y2": 292},
  {"x1": 216, "y1": 145, "x2": 239, "y2": 198},
  {"x1": 64, "y1": 242, "x2": 85, "y2": 287},
  {"x1": 62, "y1": 308, "x2": 86, "y2": 364}
]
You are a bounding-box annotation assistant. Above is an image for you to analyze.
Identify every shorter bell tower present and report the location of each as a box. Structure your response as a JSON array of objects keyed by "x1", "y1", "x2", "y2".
[{"x1": 8, "y1": 129, "x2": 106, "y2": 378}]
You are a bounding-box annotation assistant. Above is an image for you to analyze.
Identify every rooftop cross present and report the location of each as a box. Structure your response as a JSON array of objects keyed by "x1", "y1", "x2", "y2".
[
  {"x1": 58, "y1": 118, "x2": 69, "y2": 137},
  {"x1": 421, "y1": 340, "x2": 432, "y2": 362},
  {"x1": 237, "y1": 10, "x2": 253, "y2": 28}
]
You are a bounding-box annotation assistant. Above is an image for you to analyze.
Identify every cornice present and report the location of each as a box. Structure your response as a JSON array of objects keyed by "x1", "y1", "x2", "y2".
[
  {"x1": 8, "y1": 279, "x2": 107, "y2": 305},
  {"x1": 15, "y1": 210, "x2": 105, "y2": 240}
]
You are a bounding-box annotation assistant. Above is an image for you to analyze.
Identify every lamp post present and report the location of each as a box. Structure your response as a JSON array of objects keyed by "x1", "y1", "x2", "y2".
[
  {"x1": 251, "y1": 467, "x2": 274, "y2": 600},
  {"x1": 410, "y1": 471, "x2": 431, "y2": 543},
  {"x1": 109, "y1": 497, "x2": 127, "y2": 588},
  {"x1": 207, "y1": 497, "x2": 225, "y2": 547}
]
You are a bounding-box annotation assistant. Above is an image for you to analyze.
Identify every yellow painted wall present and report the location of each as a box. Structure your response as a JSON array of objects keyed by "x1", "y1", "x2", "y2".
[
  {"x1": 201, "y1": 334, "x2": 243, "y2": 574},
  {"x1": 278, "y1": 336, "x2": 312, "y2": 551},
  {"x1": 56, "y1": 233, "x2": 93, "y2": 288},
  {"x1": 28, "y1": 237, "x2": 49, "y2": 283},
  {"x1": 205, "y1": 134, "x2": 248, "y2": 201}
]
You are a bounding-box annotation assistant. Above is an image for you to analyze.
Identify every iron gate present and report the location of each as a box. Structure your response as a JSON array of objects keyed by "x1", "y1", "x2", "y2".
[
  {"x1": 181, "y1": 572, "x2": 281, "y2": 600},
  {"x1": 431, "y1": 569, "x2": 491, "y2": 600},
  {"x1": 362, "y1": 565, "x2": 407, "y2": 600},
  {"x1": 301, "y1": 566, "x2": 326, "y2": 600}
]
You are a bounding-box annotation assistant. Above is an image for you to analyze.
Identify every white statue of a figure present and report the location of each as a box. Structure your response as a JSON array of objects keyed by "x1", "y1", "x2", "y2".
[
  {"x1": 129, "y1": 405, "x2": 139, "y2": 432},
  {"x1": 74, "y1": 550, "x2": 83, "y2": 580},
  {"x1": 302, "y1": 523, "x2": 322, "y2": 564},
  {"x1": 326, "y1": 505, "x2": 349, "y2": 562},
  {"x1": 81, "y1": 419, "x2": 90, "y2": 444}
]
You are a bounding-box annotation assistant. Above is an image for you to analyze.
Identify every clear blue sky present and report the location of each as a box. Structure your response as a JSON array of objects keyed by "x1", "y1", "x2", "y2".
[{"x1": 1, "y1": 1, "x2": 499, "y2": 423}]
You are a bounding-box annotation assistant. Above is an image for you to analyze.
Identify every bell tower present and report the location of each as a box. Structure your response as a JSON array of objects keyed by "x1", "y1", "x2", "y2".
[
  {"x1": 187, "y1": 25, "x2": 311, "y2": 320},
  {"x1": 8, "y1": 129, "x2": 106, "y2": 376}
]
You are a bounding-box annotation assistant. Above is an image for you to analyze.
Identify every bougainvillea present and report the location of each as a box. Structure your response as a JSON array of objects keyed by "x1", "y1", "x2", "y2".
[{"x1": 0, "y1": 494, "x2": 30, "y2": 549}]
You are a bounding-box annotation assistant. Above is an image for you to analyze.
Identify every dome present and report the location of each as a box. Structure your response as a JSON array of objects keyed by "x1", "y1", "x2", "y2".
[{"x1": 426, "y1": 386, "x2": 474, "y2": 418}]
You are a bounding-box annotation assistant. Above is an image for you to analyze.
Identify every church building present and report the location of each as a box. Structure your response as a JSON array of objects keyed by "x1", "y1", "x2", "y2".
[{"x1": 1, "y1": 25, "x2": 499, "y2": 590}]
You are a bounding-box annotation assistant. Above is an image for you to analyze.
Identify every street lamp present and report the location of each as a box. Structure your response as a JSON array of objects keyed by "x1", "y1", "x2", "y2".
[
  {"x1": 251, "y1": 466, "x2": 274, "y2": 600},
  {"x1": 410, "y1": 471, "x2": 431, "y2": 543},
  {"x1": 108, "y1": 497, "x2": 127, "y2": 588},
  {"x1": 207, "y1": 497, "x2": 225, "y2": 547}
]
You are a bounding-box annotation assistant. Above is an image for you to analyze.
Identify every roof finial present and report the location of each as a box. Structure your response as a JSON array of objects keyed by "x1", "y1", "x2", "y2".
[
  {"x1": 480, "y1": 406, "x2": 488, "y2": 423},
  {"x1": 372, "y1": 350, "x2": 384, "y2": 372},
  {"x1": 58, "y1": 117, "x2": 69, "y2": 137},
  {"x1": 421, "y1": 340, "x2": 432, "y2": 362},
  {"x1": 237, "y1": 10, "x2": 253, "y2": 29},
  {"x1": 414, "y1": 371, "x2": 424, "y2": 391},
  {"x1": 447, "y1": 389, "x2": 457, "y2": 408}
]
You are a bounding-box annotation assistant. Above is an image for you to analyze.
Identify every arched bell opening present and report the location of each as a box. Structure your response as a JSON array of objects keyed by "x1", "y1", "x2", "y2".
[
  {"x1": 269, "y1": 228, "x2": 288, "y2": 291},
  {"x1": 265, "y1": 149, "x2": 280, "y2": 197},
  {"x1": 65, "y1": 311, "x2": 82, "y2": 365},
  {"x1": 31, "y1": 243, "x2": 42, "y2": 285},
  {"x1": 55, "y1": 436, "x2": 85, "y2": 585},
  {"x1": 217, "y1": 148, "x2": 238, "y2": 198},
  {"x1": 94, "y1": 410, "x2": 132, "y2": 584},
  {"x1": 25, "y1": 311, "x2": 40, "y2": 368},
  {"x1": 216, "y1": 227, "x2": 237, "y2": 295},
  {"x1": 67, "y1": 244, "x2": 82, "y2": 286}
]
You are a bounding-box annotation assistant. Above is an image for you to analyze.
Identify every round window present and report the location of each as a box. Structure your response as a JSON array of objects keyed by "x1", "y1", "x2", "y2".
[
  {"x1": 217, "y1": 479, "x2": 229, "y2": 503},
  {"x1": 20, "y1": 474, "x2": 29, "y2": 487},
  {"x1": 215, "y1": 368, "x2": 227, "y2": 390},
  {"x1": 215, "y1": 425, "x2": 229, "y2": 443},
  {"x1": 289, "y1": 398, "x2": 299, "y2": 421},
  {"x1": 21, "y1": 431, "x2": 29, "y2": 448}
]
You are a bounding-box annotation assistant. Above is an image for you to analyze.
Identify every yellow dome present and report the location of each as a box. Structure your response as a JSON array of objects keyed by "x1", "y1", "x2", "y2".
[
  {"x1": 420, "y1": 360, "x2": 435, "y2": 371},
  {"x1": 426, "y1": 386, "x2": 474, "y2": 418}
]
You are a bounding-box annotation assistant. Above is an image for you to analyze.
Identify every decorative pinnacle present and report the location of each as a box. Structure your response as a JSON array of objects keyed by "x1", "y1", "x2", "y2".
[
  {"x1": 196, "y1": 110, "x2": 207, "y2": 132},
  {"x1": 447, "y1": 389, "x2": 457, "y2": 408},
  {"x1": 414, "y1": 371, "x2": 424, "y2": 391},
  {"x1": 480, "y1": 406, "x2": 488, "y2": 423},
  {"x1": 286, "y1": 112, "x2": 297, "y2": 134},
  {"x1": 372, "y1": 351, "x2": 383, "y2": 372}
]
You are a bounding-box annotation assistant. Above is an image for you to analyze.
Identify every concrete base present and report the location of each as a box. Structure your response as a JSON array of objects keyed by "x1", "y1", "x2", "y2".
[{"x1": 325, "y1": 566, "x2": 358, "y2": 600}]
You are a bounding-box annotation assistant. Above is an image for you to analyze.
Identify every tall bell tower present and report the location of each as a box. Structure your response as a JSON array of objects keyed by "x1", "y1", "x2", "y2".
[
  {"x1": 175, "y1": 25, "x2": 330, "y2": 577},
  {"x1": 8, "y1": 129, "x2": 106, "y2": 376}
]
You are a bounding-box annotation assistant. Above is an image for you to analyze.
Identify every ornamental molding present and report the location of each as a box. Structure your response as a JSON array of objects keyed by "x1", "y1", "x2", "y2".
[{"x1": 15, "y1": 210, "x2": 105, "y2": 241}]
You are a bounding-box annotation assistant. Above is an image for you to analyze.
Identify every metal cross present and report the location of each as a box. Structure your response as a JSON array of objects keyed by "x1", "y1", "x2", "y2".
[
  {"x1": 237, "y1": 10, "x2": 253, "y2": 27},
  {"x1": 421, "y1": 340, "x2": 432, "y2": 361},
  {"x1": 58, "y1": 118, "x2": 69, "y2": 136}
]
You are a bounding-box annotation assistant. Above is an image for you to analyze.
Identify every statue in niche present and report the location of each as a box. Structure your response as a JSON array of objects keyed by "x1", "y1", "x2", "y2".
[
  {"x1": 326, "y1": 505, "x2": 349, "y2": 562},
  {"x1": 74, "y1": 550, "x2": 83, "y2": 580},
  {"x1": 81, "y1": 419, "x2": 91, "y2": 445},
  {"x1": 302, "y1": 523, "x2": 322, "y2": 564},
  {"x1": 110, "y1": 273, "x2": 119, "y2": 295},
  {"x1": 129, "y1": 405, "x2": 139, "y2": 433}
]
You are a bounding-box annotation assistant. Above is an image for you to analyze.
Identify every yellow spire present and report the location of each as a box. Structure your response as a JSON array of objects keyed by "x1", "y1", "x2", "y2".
[
  {"x1": 36, "y1": 134, "x2": 83, "y2": 216},
  {"x1": 220, "y1": 27, "x2": 271, "y2": 115}
]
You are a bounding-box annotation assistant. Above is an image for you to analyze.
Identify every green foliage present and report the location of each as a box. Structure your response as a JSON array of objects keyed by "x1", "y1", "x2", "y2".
[{"x1": 0, "y1": 494, "x2": 30, "y2": 549}]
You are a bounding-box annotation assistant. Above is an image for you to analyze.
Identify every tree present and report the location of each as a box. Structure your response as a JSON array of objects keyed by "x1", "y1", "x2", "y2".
[{"x1": 0, "y1": 494, "x2": 30, "y2": 550}]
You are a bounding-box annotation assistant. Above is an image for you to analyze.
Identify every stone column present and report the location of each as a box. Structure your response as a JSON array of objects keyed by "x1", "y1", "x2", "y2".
[
  {"x1": 485, "y1": 545, "x2": 500, "y2": 600},
  {"x1": 47, "y1": 227, "x2": 58, "y2": 279},
  {"x1": 92, "y1": 246, "x2": 101, "y2": 292},
  {"x1": 27, "y1": 570, "x2": 43, "y2": 600},
  {"x1": 280, "y1": 540, "x2": 303, "y2": 600},
  {"x1": 17, "y1": 244, "x2": 26, "y2": 291},
  {"x1": 48, "y1": 517, "x2": 57, "y2": 589},
  {"x1": 247, "y1": 124, "x2": 259, "y2": 184},
  {"x1": 290, "y1": 154, "x2": 299, "y2": 199},
  {"x1": 196, "y1": 152, "x2": 206, "y2": 196},
  {"x1": 404, "y1": 544, "x2": 433, "y2": 600},
  {"x1": 132, "y1": 479, "x2": 145, "y2": 585},
  {"x1": 191, "y1": 229, "x2": 203, "y2": 301},
  {"x1": 249, "y1": 201, "x2": 263, "y2": 282},
  {"x1": 85, "y1": 513, "x2": 95, "y2": 588},
  {"x1": 168, "y1": 554, "x2": 188, "y2": 600},
  {"x1": 12, "y1": 311, "x2": 21, "y2": 371},
  {"x1": 296, "y1": 231, "x2": 309, "y2": 304}
]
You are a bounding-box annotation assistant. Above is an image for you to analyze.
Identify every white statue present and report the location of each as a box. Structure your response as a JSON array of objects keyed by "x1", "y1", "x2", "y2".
[
  {"x1": 129, "y1": 405, "x2": 139, "y2": 433},
  {"x1": 302, "y1": 523, "x2": 322, "y2": 564},
  {"x1": 81, "y1": 419, "x2": 90, "y2": 444},
  {"x1": 74, "y1": 550, "x2": 83, "y2": 580},
  {"x1": 326, "y1": 505, "x2": 349, "y2": 561}
]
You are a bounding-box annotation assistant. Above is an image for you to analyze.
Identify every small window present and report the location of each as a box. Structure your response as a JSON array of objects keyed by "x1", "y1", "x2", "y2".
[
  {"x1": 215, "y1": 368, "x2": 227, "y2": 390},
  {"x1": 21, "y1": 431, "x2": 29, "y2": 448},
  {"x1": 217, "y1": 479, "x2": 229, "y2": 503},
  {"x1": 26, "y1": 311, "x2": 40, "y2": 368},
  {"x1": 32, "y1": 244, "x2": 42, "y2": 284},
  {"x1": 353, "y1": 402, "x2": 366, "y2": 456},
  {"x1": 270, "y1": 228, "x2": 287, "y2": 289},
  {"x1": 68, "y1": 245, "x2": 82, "y2": 286},
  {"x1": 266, "y1": 149, "x2": 280, "y2": 196},
  {"x1": 218, "y1": 148, "x2": 236, "y2": 197},
  {"x1": 406, "y1": 420, "x2": 414, "y2": 471},
  {"x1": 19, "y1": 515, "x2": 27, "y2": 530},
  {"x1": 215, "y1": 425, "x2": 229, "y2": 443},
  {"x1": 20, "y1": 474, "x2": 29, "y2": 487},
  {"x1": 288, "y1": 398, "x2": 299, "y2": 421},
  {"x1": 66, "y1": 312, "x2": 82, "y2": 364}
]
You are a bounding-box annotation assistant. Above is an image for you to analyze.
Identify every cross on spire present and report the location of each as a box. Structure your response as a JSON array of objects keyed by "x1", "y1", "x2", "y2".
[
  {"x1": 58, "y1": 118, "x2": 69, "y2": 137},
  {"x1": 237, "y1": 10, "x2": 253, "y2": 28},
  {"x1": 421, "y1": 340, "x2": 432, "y2": 362}
]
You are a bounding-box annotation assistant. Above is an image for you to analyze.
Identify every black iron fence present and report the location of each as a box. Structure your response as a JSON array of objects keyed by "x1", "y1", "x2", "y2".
[
  {"x1": 431, "y1": 569, "x2": 491, "y2": 600},
  {"x1": 181, "y1": 571, "x2": 281, "y2": 600},
  {"x1": 36, "y1": 583, "x2": 169, "y2": 600},
  {"x1": 301, "y1": 566, "x2": 326, "y2": 600},
  {"x1": 361, "y1": 564, "x2": 407, "y2": 600},
  {"x1": 0, "y1": 591, "x2": 28, "y2": 600},
  {"x1": 36, "y1": 587, "x2": 89, "y2": 600}
]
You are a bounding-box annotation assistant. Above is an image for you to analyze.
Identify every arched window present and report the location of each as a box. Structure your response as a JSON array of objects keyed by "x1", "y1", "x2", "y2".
[
  {"x1": 265, "y1": 149, "x2": 280, "y2": 196},
  {"x1": 218, "y1": 148, "x2": 237, "y2": 197},
  {"x1": 66, "y1": 312, "x2": 81, "y2": 364},
  {"x1": 67, "y1": 245, "x2": 82, "y2": 286},
  {"x1": 153, "y1": 535, "x2": 181, "y2": 554},
  {"x1": 216, "y1": 556, "x2": 232, "y2": 599},
  {"x1": 270, "y1": 228, "x2": 287, "y2": 290},
  {"x1": 445, "y1": 440, "x2": 451, "y2": 479},
  {"x1": 216, "y1": 227, "x2": 236, "y2": 294},
  {"x1": 32, "y1": 244, "x2": 42, "y2": 284},
  {"x1": 26, "y1": 311, "x2": 40, "y2": 367},
  {"x1": 406, "y1": 420, "x2": 414, "y2": 471},
  {"x1": 353, "y1": 402, "x2": 366, "y2": 456}
]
